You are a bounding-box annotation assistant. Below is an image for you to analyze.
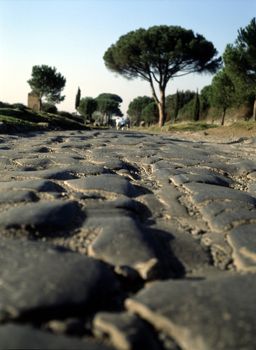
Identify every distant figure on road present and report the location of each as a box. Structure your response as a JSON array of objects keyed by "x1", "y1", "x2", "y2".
[{"x1": 115, "y1": 116, "x2": 130, "y2": 130}]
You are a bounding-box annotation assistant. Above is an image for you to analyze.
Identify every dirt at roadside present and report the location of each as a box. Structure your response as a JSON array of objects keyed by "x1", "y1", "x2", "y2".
[{"x1": 169, "y1": 124, "x2": 256, "y2": 143}]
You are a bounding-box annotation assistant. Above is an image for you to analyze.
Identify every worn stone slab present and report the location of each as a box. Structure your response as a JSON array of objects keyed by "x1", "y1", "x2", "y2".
[
  {"x1": 48, "y1": 154, "x2": 83, "y2": 165},
  {"x1": 229, "y1": 159, "x2": 256, "y2": 175},
  {"x1": 248, "y1": 182, "x2": 256, "y2": 196},
  {"x1": 184, "y1": 182, "x2": 256, "y2": 206},
  {"x1": 201, "y1": 232, "x2": 233, "y2": 269},
  {"x1": 157, "y1": 186, "x2": 188, "y2": 218},
  {"x1": 11, "y1": 164, "x2": 109, "y2": 181},
  {"x1": 161, "y1": 224, "x2": 211, "y2": 273},
  {"x1": 0, "y1": 200, "x2": 83, "y2": 234},
  {"x1": 158, "y1": 145, "x2": 211, "y2": 162},
  {"x1": 93, "y1": 312, "x2": 160, "y2": 350},
  {"x1": 0, "y1": 238, "x2": 120, "y2": 321},
  {"x1": 85, "y1": 197, "x2": 152, "y2": 220},
  {"x1": 12, "y1": 168, "x2": 78, "y2": 180},
  {"x1": 0, "y1": 190, "x2": 38, "y2": 203},
  {"x1": 0, "y1": 324, "x2": 114, "y2": 350},
  {"x1": 198, "y1": 201, "x2": 256, "y2": 232},
  {"x1": 126, "y1": 273, "x2": 256, "y2": 350},
  {"x1": 227, "y1": 224, "x2": 256, "y2": 271},
  {"x1": 0, "y1": 179, "x2": 65, "y2": 193},
  {"x1": 170, "y1": 173, "x2": 232, "y2": 187},
  {"x1": 65, "y1": 174, "x2": 138, "y2": 197},
  {"x1": 85, "y1": 213, "x2": 159, "y2": 280},
  {"x1": 13, "y1": 157, "x2": 55, "y2": 170}
]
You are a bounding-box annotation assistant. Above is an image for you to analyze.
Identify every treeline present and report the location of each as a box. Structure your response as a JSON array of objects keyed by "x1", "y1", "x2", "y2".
[
  {"x1": 4, "y1": 17, "x2": 254, "y2": 129},
  {"x1": 127, "y1": 18, "x2": 256, "y2": 127},
  {"x1": 75, "y1": 90, "x2": 123, "y2": 125}
]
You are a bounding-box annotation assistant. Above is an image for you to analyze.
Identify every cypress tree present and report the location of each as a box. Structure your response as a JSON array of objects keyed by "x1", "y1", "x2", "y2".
[
  {"x1": 193, "y1": 91, "x2": 200, "y2": 121},
  {"x1": 174, "y1": 90, "x2": 180, "y2": 123},
  {"x1": 75, "y1": 87, "x2": 81, "y2": 110}
]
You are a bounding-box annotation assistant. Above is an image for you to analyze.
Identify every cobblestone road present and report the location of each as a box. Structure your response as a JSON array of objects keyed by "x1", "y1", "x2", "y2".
[{"x1": 0, "y1": 129, "x2": 256, "y2": 349}]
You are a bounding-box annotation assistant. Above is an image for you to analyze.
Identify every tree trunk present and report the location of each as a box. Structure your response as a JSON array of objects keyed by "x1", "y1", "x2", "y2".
[
  {"x1": 253, "y1": 96, "x2": 256, "y2": 121},
  {"x1": 158, "y1": 88, "x2": 166, "y2": 128},
  {"x1": 221, "y1": 108, "x2": 226, "y2": 126}
]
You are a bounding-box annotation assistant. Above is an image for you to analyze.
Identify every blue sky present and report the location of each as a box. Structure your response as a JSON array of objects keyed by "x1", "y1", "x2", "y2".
[{"x1": 0, "y1": 0, "x2": 255, "y2": 114}]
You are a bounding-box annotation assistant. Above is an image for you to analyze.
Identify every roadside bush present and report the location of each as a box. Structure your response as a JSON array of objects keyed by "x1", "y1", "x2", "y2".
[
  {"x1": 58, "y1": 111, "x2": 72, "y2": 118},
  {"x1": 0, "y1": 107, "x2": 46, "y2": 123},
  {"x1": 42, "y1": 103, "x2": 58, "y2": 114},
  {"x1": 11, "y1": 103, "x2": 27, "y2": 110},
  {"x1": 0, "y1": 101, "x2": 11, "y2": 108}
]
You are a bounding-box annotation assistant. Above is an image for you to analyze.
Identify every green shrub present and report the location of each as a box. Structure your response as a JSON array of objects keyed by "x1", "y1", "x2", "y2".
[
  {"x1": 11, "y1": 103, "x2": 27, "y2": 110},
  {"x1": 0, "y1": 101, "x2": 11, "y2": 108},
  {"x1": 42, "y1": 103, "x2": 58, "y2": 114},
  {"x1": 0, "y1": 108, "x2": 47, "y2": 123}
]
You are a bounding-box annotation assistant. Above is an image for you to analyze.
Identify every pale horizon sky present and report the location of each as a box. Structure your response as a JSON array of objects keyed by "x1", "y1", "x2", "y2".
[{"x1": 1, "y1": 0, "x2": 255, "y2": 114}]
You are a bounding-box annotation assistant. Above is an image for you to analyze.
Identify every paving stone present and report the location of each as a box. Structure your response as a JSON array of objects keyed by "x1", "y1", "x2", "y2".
[
  {"x1": 12, "y1": 168, "x2": 78, "y2": 180},
  {"x1": 0, "y1": 190, "x2": 39, "y2": 203},
  {"x1": 0, "y1": 324, "x2": 114, "y2": 350},
  {"x1": 49, "y1": 154, "x2": 83, "y2": 165},
  {"x1": 229, "y1": 159, "x2": 256, "y2": 175},
  {"x1": 0, "y1": 200, "x2": 83, "y2": 234},
  {"x1": 248, "y1": 171, "x2": 256, "y2": 180},
  {"x1": 86, "y1": 197, "x2": 152, "y2": 220},
  {"x1": 170, "y1": 173, "x2": 232, "y2": 187},
  {"x1": 0, "y1": 238, "x2": 120, "y2": 321},
  {"x1": 93, "y1": 312, "x2": 160, "y2": 350},
  {"x1": 200, "y1": 205, "x2": 256, "y2": 232},
  {"x1": 14, "y1": 157, "x2": 55, "y2": 170},
  {"x1": 161, "y1": 224, "x2": 211, "y2": 273},
  {"x1": 0, "y1": 129, "x2": 256, "y2": 349},
  {"x1": 157, "y1": 186, "x2": 188, "y2": 218},
  {"x1": 184, "y1": 182, "x2": 256, "y2": 206},
  {"x1": 0, "y1": 179, "x2": 65, "y2": 193},
  {"x1": 65, "y1": 174, "x2": 138, "y2": 197},
  {"x1": 248, "y1": 182, "x2": 256, "y2": 196},
  {"x1": 227, "y1": 224, "x2": 256, "y2": 271},
  {"x1": 201, "y1": 232, "x2": 233, "y2": 269},
  {"x1": 158, "y1": 145, "x2": 211, "y2": 162},
  {"x1": 138, "y1": 194, "x2": 164, "y2": 219},
  {"x1": 85, "y1": 214, "x2": 160, "y2": 280},
  {"x1": 126, "y1": 273, "x2": 256, "y2": 350},
  {"x1": 11, "y1": 164, "x2": 109, "y2": 180}
]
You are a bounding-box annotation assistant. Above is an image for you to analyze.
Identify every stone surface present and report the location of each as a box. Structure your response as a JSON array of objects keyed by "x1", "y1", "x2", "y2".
[
  {"x1": 0, "y1": 238, "x2": 120, "y2": 321},
  {"x1": 184, "y1": 182, "x2": 256, "y2": 206},
  {"x1": 170, "y1": 173, "x2": 232, "y2": 187},
  {"x1": 227, "y1": 224, "x2": 256, "y2": 271},
  {"x1": 0, "y1": 129, "x2": 255, "y2": 349},
  {"x1": 93, "y1": 312, "x2": 160, "y2": 350},
  {"x1": 85, "y1": 213, "x2": 160, "y2": 280},
  {"x1": 0, "y1": 324, "x2": 114, "y2": 349},
  {"x1": 0, "y1": 179, "x2": 65, "y2": 192},
  {"x1": 0, "y1": 200, "x2": 83, "y2": 235},
  {"x1": 126, "y1": 273, "x2": 256, "y2": 350},
  {"x1": 65, "y1": 174, "x2": 138, "y2": 197}
]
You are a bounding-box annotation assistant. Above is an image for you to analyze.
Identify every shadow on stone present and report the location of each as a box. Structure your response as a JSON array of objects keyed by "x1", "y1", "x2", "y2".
[{"x1": 145, "y1": 227, "x2": 186, "y2": 280}]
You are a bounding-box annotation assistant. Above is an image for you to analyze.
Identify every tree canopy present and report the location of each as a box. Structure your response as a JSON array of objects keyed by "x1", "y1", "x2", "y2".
[
  {"x1": 78, "y1": 97, "x2": 97, "y2": 121},
  {"x1": 223, "y1": 18, "x2": 256, "y2": 119},
  {"x1": 27, "y1": 65, "x2": 66, "y2": 106},
  {"x1": 127, "y1": 96, "x2": 154, "y2": 125},
  {"x1": 210, "y1": 70, "x2": 235, "y2": 125},
  {"x1": 95, "y1": 93, "x2": 123, "y2": 118},
  {"x1": 104, "y1": 25, "x2": 221, "y2": 126}
]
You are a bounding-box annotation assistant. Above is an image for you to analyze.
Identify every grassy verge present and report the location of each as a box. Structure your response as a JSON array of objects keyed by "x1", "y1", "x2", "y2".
[
  {"x1": 132, "y1": 120, "x2": 256, "y2": 139},
  {"x1": 0, "y1": 107, "x2": 87, "y2": 133},
  {"x1": 134, "y1": 121, "x2": 217, "y2": 133}
]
